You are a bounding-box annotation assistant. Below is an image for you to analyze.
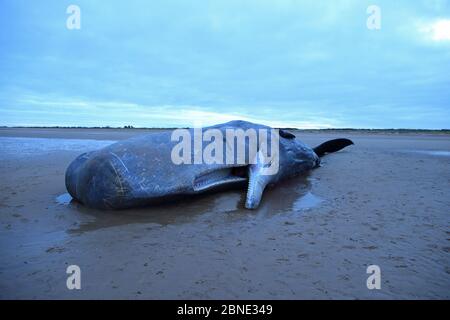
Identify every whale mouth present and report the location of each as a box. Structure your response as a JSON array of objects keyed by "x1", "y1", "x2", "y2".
[
  {"x1": 193, "y1": 166, "x2": 248, "y2": 192},
  {"x1": 193, "y1": 163, "x2": 271, "y2": 210}
]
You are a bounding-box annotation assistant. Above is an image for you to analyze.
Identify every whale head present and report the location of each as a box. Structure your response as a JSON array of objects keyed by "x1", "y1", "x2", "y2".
[{"x1": 244, "y1": 129, "x2": 319, "y2": 209}]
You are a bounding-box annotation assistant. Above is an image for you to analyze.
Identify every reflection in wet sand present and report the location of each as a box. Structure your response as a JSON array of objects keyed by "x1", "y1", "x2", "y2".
[
  {"x1": 293, "y1": 192, "x2": 323, "y2": 211},
  {"x1": 405, "y1": 150, "x2": 450, "y2": 157},
  {"x1": 0, "y1": 137, "x2": 115, "y2": 159},
  {"x1": 64, "y1": 175, "x2": 322, "y2": 234},
  {"x1": 56, "y1": 193, "x2": 72, "y2": 205}
]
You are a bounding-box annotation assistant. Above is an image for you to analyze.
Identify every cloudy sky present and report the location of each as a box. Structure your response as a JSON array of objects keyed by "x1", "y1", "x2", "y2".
[{"x1": 1, "y1": 0, "x2": 449, "y2": 128}]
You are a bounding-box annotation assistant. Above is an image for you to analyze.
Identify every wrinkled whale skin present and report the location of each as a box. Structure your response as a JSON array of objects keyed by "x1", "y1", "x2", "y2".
[{"x1": 65, "y1": 120, "x2": 331, "y2": 210}]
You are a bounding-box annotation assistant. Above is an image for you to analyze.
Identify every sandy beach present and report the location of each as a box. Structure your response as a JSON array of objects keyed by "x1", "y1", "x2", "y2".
[{"x1": 0, "y1": 128, "x2": 449, "y2": 299}]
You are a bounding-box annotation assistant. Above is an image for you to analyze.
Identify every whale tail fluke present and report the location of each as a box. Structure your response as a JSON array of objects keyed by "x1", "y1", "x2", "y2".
[{"x1": 313, "y1": 138, "x2": 354, "y2": 157}]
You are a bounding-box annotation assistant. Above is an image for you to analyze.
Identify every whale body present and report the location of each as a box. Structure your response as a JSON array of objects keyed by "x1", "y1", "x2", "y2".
[{"x1": 65, "y1": 120, "x2": 353, "y2": 210}]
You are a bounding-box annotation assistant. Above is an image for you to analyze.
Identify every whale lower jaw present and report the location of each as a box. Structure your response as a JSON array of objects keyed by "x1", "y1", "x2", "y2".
[
  {"x1": 192, "y1": 165, "x2": 271, "y2": 210},
  {"x1": 193, "y1": 167, "x2": 248, "y2": 192}
]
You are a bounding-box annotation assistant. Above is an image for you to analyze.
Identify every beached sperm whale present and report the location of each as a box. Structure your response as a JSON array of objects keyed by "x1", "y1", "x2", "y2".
[{"x1": 65, "y1": 120, "x2": 353, "y2": 210}]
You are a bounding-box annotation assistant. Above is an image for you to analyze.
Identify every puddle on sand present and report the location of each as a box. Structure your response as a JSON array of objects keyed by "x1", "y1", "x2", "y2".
[
  {"x1": 405, "y1": 150, "x2": 450, "y2": 157},
  {"x1": 56, "y1": 193, "x2": 73, "y2": 205},
  {"x1": 0, "y1": 137, "x2": 115, "y2": 159},
  {"x1": 293, "y1": 192, "x2": 323, "y2": 211}
]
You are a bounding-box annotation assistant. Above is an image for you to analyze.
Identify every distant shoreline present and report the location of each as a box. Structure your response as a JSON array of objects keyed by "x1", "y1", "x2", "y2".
[{"x1": 1, "y1": 126, "x2": 449, "y2": 135}]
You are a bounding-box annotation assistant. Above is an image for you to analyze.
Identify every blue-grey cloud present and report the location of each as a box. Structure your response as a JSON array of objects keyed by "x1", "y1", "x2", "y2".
[{"x1": 0, "y1": 0, "x2": 449, "y2": 128}]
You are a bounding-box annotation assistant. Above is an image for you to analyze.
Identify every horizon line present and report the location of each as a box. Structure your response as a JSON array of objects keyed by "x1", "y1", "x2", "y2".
[{"x1": 1, "y1": 125, "x2": 449, "y2": 132}]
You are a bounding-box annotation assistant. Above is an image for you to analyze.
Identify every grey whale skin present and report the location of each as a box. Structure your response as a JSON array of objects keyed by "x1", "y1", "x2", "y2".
[{"x1": 65, "y1": 120, "x2": 353, "y2": 210}]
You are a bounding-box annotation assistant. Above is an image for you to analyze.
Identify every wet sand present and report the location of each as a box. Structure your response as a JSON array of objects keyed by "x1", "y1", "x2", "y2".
[{"x1": 0, "y1": 128, "x2": 449, "y2": 299}]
